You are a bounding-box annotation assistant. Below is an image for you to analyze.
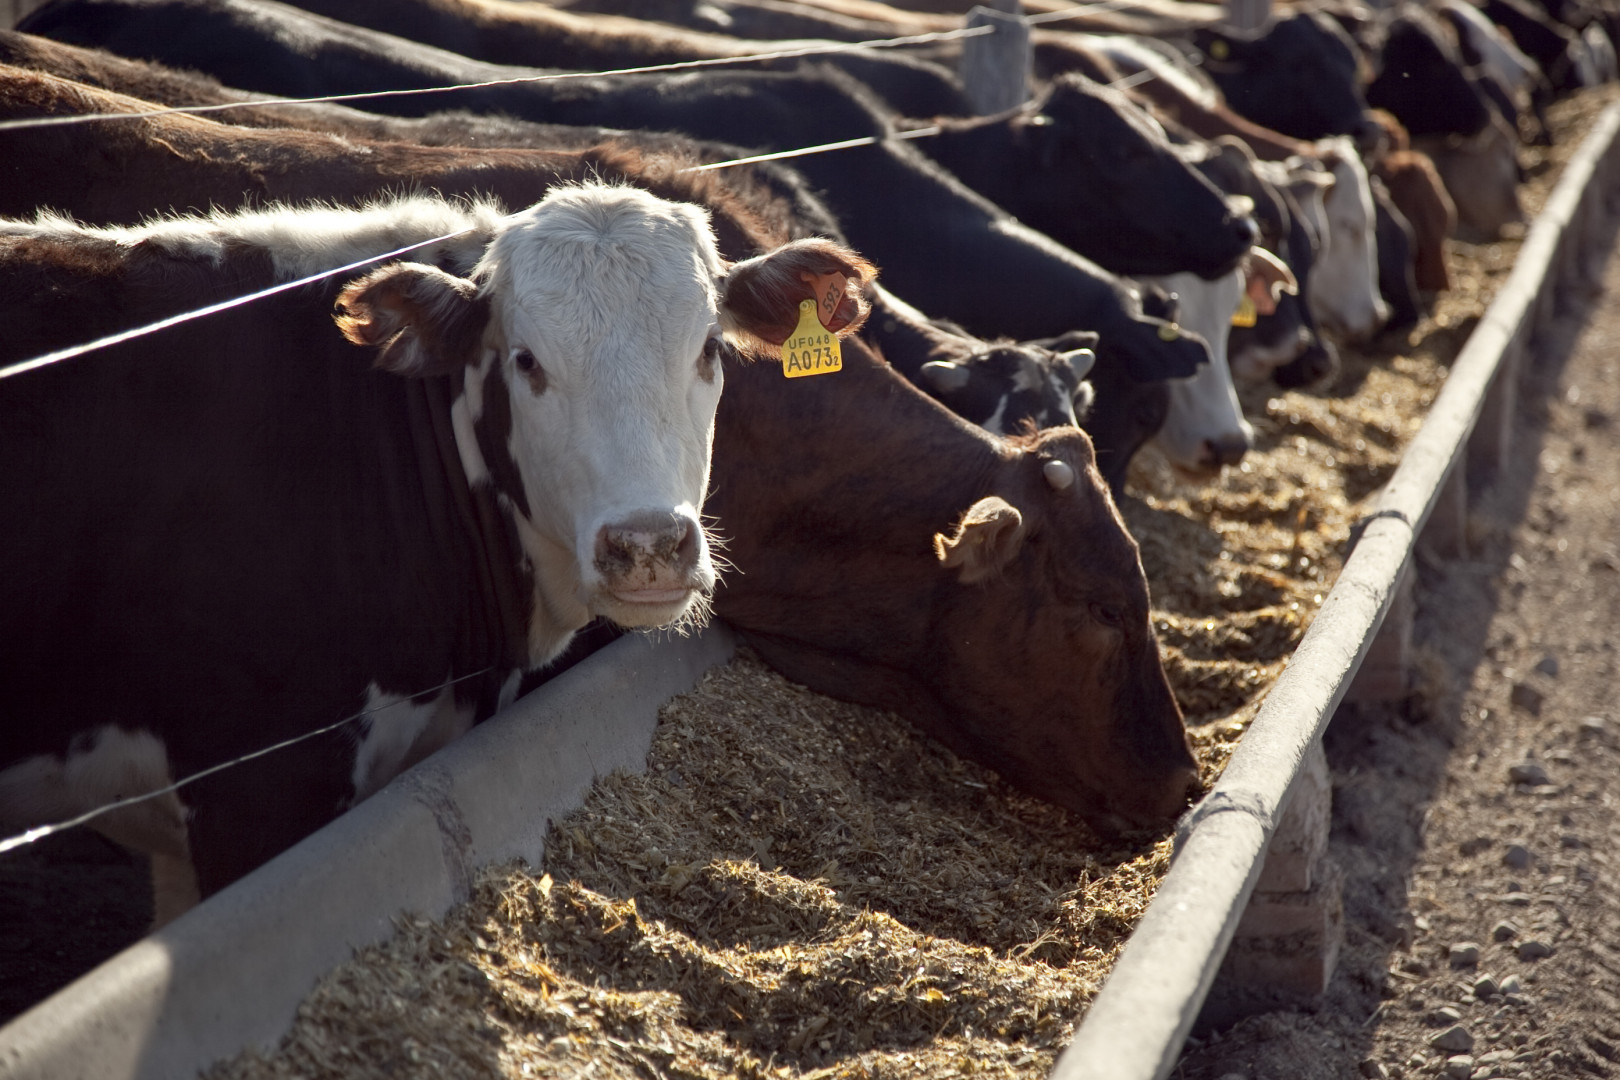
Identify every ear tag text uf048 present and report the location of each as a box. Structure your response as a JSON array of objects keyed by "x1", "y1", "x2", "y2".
[{"x1": 782, "y1": 272, "x2": 846, "y2": 379}]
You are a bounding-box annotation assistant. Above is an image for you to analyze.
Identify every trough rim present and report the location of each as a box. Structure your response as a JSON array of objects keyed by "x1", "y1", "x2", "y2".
[{"x1": 1051, "y1": 101, "x2": 1620, "y2": 1080}]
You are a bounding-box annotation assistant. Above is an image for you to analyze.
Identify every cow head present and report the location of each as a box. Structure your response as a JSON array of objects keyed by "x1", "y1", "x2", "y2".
[
  {"x1": 1012, "y1": 74, "x2": 1257, "y2": 278},
  {"x1": 928, "y1": 426, "x2": 1198, "y2": 830},
  {"x1": 917, "y1": 335, "x2": 1095, "y2": 434},
  {"x1": 1143, "y1": 262, "x2": 1275, "y2": 478},
  {"x1": 1292, "y1": 140, "x2": 1390, "y2": 341},
  {"x1": 1195, "y1": 12, "x2": 1382, "y2": 150},
  {"x1": 336, "y1": 184, "x2": 873, "y2": 664},
  {"x1": 1366, "y1": 6, "x2": 1494, "y2": 139}
]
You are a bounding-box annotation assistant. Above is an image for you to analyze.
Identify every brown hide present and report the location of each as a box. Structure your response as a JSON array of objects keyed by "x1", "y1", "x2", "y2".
[
  {"x1": 1376, "y1": 150, "x2": 1457, "y2": 292},
  {"x1": 707, "y1": 333, "x2": 1198, "y2": 832}
]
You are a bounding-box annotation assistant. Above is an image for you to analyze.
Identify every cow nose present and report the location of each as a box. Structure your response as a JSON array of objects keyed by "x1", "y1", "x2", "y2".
[
  {"x1": 593, "y1": 510, "x2": 699, "y2": 580},
  {"x1": 1200, "y1": 431, "x2": 1252, "y2": 470},
  {"x1": 1118, "y1": 762, "x2": 1202, "y2": 829}
]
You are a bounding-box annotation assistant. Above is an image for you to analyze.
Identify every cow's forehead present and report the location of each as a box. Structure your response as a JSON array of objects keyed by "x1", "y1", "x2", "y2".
[{"x1": 477, "y1": 185, "x2": 722, "y2": 359}]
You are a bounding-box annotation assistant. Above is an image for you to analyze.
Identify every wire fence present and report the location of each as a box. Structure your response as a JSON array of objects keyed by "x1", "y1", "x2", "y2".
[{"x1": 0, "y1": 0, "x2": 1201, "y2": 854}]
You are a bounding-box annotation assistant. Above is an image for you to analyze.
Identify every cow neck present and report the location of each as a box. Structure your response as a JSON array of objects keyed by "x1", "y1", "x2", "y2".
[{"x1": 411, "y1": 374, "x2": 534, "y2": 675}]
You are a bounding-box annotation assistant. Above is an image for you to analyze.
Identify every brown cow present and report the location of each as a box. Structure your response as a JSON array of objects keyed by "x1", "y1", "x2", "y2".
[
  {"x1": 2, "y1": 67, "x2": 1199, "y2": 831},
  {"x1": 1377, "y1": 149, "x2": 1457, "y2": 291},
  {"x1": 708, "y1": 334, "x2": 1197, "y2": 831}
]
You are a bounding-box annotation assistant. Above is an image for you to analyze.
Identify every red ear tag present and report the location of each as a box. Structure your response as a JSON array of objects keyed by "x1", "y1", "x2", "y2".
[
  {"x1": 803, "y1": 272, "x2": 848, "y2": 330},
  {"x1": 782, "y1": 300, "x2": 842, "y2": 379}
]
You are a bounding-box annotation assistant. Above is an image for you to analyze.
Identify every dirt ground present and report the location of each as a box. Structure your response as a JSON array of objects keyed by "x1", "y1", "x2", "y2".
[{"x1": 1174, "y1": 197, "x2": 1620, "y2": 1080}]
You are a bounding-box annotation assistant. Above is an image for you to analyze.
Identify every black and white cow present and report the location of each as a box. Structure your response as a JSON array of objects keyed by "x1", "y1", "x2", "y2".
[{"x1": 0, "y1": 187, "x2": 870, "y2": 919}]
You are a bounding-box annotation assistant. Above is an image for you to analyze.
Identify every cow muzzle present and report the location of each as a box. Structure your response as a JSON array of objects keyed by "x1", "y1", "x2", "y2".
[{"x1": 591, "y1": 509, "x2": 710, "y2": 625}]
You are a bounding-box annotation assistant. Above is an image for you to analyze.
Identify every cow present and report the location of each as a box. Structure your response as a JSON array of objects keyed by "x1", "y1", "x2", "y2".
[
  {"x1": 1373, "y1": 182, "x2": 1425, "y2": 334},
  {"x1": 1189, "y1": 12, "x2": 1385, "y2": 152},
  {"x1": 1415, "y1": 122, "x2": 1526, "y2": 240},
  {"x1": 1365, "y1": 4, "x2": 1497, "y2": 140},
  {"x1": 919, "y1": 72, "x2": 1258, "y2": 280},
  {"x1": 1189, "y1": 135, "x2": 1329, "y2": 385},
  {"x1": 1288, "y1": 138, "x2": 1391, "y2": 342},
  {"x1": 864, "y1": 285, "x2": 1092, "y2": 434},
  {"x1": 707, "y1": 331, "x2": 1199, "y2": 835},
  {"x1": 1377, "y1": 149, "x2": 1457, "y2": 293},
  {"x1": 0, "y1": 187, "x2": 874, "y2": 919},
  {"x1": 16, "y1": 6, "x2": 1215, "y2": 382},
  {"x1": 1480, "y1": 0, "x2": 1595, "y2": 92},
  {"x1": 1039, "y1": 31, "x2": 1317, "y2": 162},
  {"x1": 270, "y1": 0, "x2": 976, "y2": 119},
  {"x1": 1437, "y1": 0, "x2": 1554, "y2": 143},
  {"x1": 1140, "y1": 248, "x2": 1295, "y2": 476}
]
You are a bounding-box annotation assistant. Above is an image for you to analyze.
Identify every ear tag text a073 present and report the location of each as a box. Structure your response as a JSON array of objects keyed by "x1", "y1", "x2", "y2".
[{"x1": 782, "y1": 272, "x2": 845, "y2": 379}]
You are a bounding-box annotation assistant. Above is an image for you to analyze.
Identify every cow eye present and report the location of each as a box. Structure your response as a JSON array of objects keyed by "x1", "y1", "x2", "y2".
[
  {"x1": 1090, "y1": 602, "x2": 1124, "y2": 628},
  {"x1": 511, "y1": 348, "x2": 546, "y2": 393},
  {"x1": 698, "y1": 336, "x2": 722, "y2": 383}
]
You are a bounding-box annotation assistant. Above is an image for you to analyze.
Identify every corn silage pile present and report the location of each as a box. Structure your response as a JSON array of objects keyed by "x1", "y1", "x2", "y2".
[{"x1": 208, "y1": 88, "x2": 1618, "y2": 1080}]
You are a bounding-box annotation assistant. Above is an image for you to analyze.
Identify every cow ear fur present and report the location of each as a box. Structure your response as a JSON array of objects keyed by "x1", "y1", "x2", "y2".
[
  {"x1": 335, "y1": 262, "x2": 490, "y2": 377},
  {"x1": 719, "y1": 238, "x2": 877, "y2": 354},
  {"x1": 934, "y1": 496, "x2": 1027, "y2": 584}
]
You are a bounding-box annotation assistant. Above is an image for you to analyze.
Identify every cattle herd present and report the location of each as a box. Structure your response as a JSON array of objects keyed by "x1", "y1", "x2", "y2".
[{"x1": 0, "y1": 0, "x2": 1613, "y2": 947}]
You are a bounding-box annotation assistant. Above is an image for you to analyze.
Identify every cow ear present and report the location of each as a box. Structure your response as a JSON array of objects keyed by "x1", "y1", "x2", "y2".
[
  {"x1": 1243, "y1": 246, "x2": 1299, "y2": 317},
  {"x1": 719, "y1": 238, "x2": 877, "y2": 353},
  {"x1": 934, "y1": 496, "x2": 1026, "y2": 584},
  {"x1": 335, "y1": 262, "x2": 490, "y2": 377}
]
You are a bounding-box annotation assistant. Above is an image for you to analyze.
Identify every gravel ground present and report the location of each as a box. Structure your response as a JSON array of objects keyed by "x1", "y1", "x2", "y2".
[{"x1": 1174, "y1": 185, "x2": 1620, "y2": 1080}]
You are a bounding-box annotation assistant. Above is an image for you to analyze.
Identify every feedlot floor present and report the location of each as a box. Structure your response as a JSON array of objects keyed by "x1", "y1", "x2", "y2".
[
  {"x1": 6, "y1": 89, "x2": 1620, "y2": 1078},
  {"x1": 1176, "y1": 168, "x2": 1620, "y2": 1077}
]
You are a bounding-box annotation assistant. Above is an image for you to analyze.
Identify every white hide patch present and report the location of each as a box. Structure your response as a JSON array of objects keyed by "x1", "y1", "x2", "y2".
[
  {"x1": 0, "y1": 727, "x2": 189, "y2": 860},
  {"x1": 349, "y1": 679, "x2": 475, "y2": 804},
  {"x1": 981, "y1": 394, "x2": 1011, "y2": 435},
  {"x1": 1309, "y1": 140, "x2": 1388, "y2": 340},
  {"x1": 450, "y1": 351, "x2": 495, "y2": 489},
  {"x1": 2, "y1": 197, "x2": 507, "y2": 281},
  {"x1": 1145, "y1": 269, "x2": 1252, "y2": 473}
]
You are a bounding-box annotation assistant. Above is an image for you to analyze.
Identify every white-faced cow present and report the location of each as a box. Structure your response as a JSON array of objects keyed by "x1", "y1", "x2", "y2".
[
  {"x1": 1142, "y1": 247, "x2": 1297, "y2": 477},
  {"x1": 0, "y1": 188, "x2": 872, "y2": 921}
]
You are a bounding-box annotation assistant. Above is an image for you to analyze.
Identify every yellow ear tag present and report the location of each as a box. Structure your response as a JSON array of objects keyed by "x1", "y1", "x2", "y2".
[
  {"x1": 1209, "y1": 38, "x2": 1229, "y2": 60},
  {"x1": 1157, "y1": 322, "x2": 1181, "y2": 342},
  {"x1": 1231, "y1": 294, "x2": 1258, "y2": 327},
  {"x1": 782, "y1": 299, "x2": 842, "y2": 378}
]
